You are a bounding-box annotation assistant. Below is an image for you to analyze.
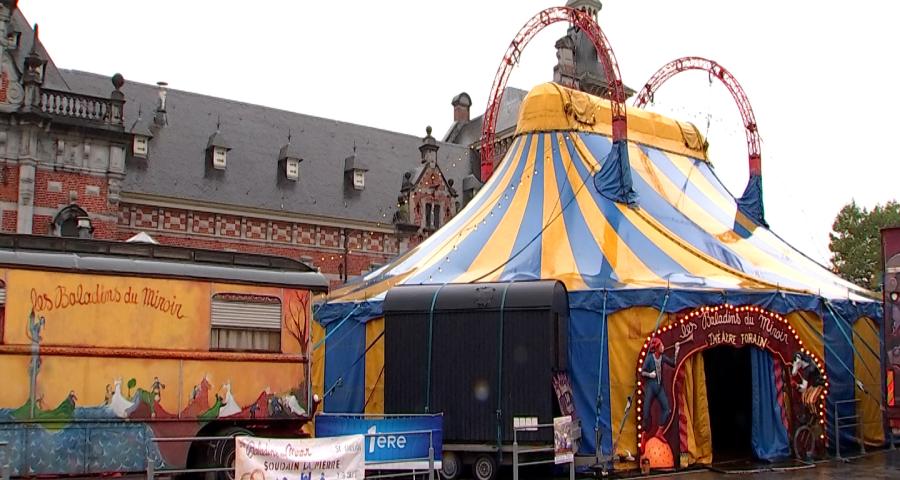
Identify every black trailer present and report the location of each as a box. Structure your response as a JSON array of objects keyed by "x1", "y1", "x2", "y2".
[{"x1": 383, "y1": 280, "x2": 569, "y2": 480}]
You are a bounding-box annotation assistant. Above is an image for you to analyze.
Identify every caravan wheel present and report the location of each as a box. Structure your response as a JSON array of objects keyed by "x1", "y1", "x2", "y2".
[
  {"x1": 472, "y1": 455, "x2": 497, "y2": 480},
  {"x1": 439, "y1": 451, "x2": 462, "y2": 480}
]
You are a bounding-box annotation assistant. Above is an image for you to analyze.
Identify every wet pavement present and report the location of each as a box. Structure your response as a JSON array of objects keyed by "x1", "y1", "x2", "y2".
[{"x1": 625, "y1": 449, "x2": 900, "y2": 480}]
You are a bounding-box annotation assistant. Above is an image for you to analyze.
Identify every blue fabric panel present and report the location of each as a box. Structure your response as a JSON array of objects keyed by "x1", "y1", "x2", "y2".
[
  {"x1": 593, "y1": 139, "x2": 637, "y2": 205},
  {"x1": 737, "y1": 174, "x2": 768, "y2": 228},
  {"x1": 750, "y1": 348, "x2": 790, "y2": 460},
  {"x1": 315, "y1": 300, "x2": 383, "y2": 326},
  {"x1": 500, "y1": 134, "x2": 545, "y2": 281},
  {"x1": 550, "y1": 133, "x2": 616, "y2": 288},
  {"x1": 569, "y1": 307, "x2": 612, "y2": 456},
  {"x1": 323, "y1": 318, "x2": 367, "y2": 413},
  {"x1": 637, "y1": 146, "x2": 754, "y2": 239},
  {"x1": 823, "y1": 309, "x2": 857, "y2": 448}
]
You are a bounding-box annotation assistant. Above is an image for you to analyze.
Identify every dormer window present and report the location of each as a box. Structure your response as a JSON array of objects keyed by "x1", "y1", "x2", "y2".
[
  {"x1": 344, "y1": 147, "x2": 369, "y2": 192},
  {"x1": 286, "y1": 158, "x2": 300, "y2": 180},
  {"x1": 278, "y1": 141, "x2": 303, "y2": 183},
  {"x1": 212, "y1": 146, "x2": 227, "y2": 170},
  {"x1": 133, "y1": 135, "x2": 149, "y2": 158},
  {"x1": 352, "y1": 169, "x2": 365, "y2": 190},
  {"x1": 206, "y1": 126, "x2": 231, "y2": 172}
]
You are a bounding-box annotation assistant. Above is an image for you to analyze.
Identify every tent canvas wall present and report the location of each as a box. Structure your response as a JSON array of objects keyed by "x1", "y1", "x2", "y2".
[{"x1": 313, "y1": 83, "x2": 883, "y2": 469}]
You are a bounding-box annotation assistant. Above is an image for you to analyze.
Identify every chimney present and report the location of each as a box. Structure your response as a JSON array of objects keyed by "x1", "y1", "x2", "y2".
[
  {"x1": 154, "y1": 81, "x2": 168, "y2": 126},
  {"x1": 451, "y1": 93, "x2": 472, "y2": 123}
]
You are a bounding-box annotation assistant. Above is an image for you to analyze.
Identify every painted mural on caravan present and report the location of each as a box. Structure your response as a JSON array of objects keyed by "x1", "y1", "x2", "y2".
[{"x1": 0, "y1": 267, "x2": 318, "y2": 476}]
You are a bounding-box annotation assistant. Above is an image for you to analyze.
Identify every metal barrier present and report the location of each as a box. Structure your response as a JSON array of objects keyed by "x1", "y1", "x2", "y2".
[
  {"x1": 146, "y1": 435, "x2": 237, "y2": 479},
  {"x1": 0, "y1": 440, "x2": 9, "y2": 480},
  {"x1": 144, "y1": 430, "x2": 437, "y2": 480},
  {"x1": 512, "y1": 424, "x2": 574, "y2": 480},
  {"x1": 832, "y1": 398, "x2": 888, "y2": 461},
  {"x1": 362, "y1": 429, "x2": 437, "y2": 480}
]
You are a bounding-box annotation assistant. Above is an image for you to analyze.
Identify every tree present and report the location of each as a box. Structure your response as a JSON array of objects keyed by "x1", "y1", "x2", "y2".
[{"x1": 829, "y1": 200, "x2": 900, "y2": 291}]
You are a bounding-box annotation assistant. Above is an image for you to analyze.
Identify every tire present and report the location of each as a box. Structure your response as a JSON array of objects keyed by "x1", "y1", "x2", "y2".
[
  {"x1": 793, "y1": 425, "x2": 813, "y2": 461},
  {"x1": 212, "y1": 426, "x2": 253, "y2": 480},
  {"x1": 472, "y1": 454, "x2": 497, "y2": 480},
  {"x1": 440, "y1": 451, "x2": 462, "y2": 480}
]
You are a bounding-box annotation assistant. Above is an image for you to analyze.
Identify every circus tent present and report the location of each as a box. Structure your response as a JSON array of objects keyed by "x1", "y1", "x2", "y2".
[{"x1": 312, "y1": 83, "x2": 883, "y2": 467}]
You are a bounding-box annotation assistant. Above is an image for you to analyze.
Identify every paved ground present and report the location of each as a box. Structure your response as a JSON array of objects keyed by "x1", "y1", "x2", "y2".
[{"x1": 618, "y1": 449, "x2": 900, "y2": 480}]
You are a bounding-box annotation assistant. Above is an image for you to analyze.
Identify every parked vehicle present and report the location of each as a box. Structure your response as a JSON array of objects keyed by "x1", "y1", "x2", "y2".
[{"x1": 0, "y1": 234, "x2": 327, "y2": 477}]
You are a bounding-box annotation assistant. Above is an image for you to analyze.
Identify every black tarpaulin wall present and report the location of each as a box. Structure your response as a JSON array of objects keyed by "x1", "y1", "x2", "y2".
[{"x1": 383, "y1": 280, "x2": 568, "y2": 444}]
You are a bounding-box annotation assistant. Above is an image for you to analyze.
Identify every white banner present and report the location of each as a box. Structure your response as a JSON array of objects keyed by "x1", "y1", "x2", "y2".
[{"x1": 236, "y1": 435, "x2": 364, "y2": 480}]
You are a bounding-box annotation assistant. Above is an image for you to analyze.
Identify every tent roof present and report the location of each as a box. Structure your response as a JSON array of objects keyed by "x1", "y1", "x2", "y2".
[{"x1": 325, "y1": 83, "x2": 873, "y2": 306}]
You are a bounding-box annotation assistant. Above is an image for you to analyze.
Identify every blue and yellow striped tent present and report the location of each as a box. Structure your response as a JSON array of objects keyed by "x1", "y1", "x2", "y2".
[{"x1": 313, "y1": 83, "x2": 883, "y2": 465}]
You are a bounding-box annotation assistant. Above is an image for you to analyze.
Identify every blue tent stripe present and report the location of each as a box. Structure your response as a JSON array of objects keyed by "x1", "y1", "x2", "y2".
[
  {"x1": 499, "y1": 134, "x2": 546, "y2": 281},
  {"x1": 549, "y1": 132, "x2": 617, "y2": 288},
  {"x1": 407, "y1": 135, "x2": 533, "y2": 284},
  {"x1": 638, "y1": 146, "x2": 754, "y2": 238},
  {"x1": 570, "y1": 134, "x2": 687, "y2": 281},
  {"x1": 323, "y1": 318, "x2": 366, "y2": 413}
]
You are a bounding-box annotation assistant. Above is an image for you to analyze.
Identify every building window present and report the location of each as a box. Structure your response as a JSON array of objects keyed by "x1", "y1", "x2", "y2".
[
  {"x1": 425, "y1": 202, "x2": 433, "y2": 229},
  {"x1": 210, "y1": 293, "x2": 282, "y2": 352},
  {"x1": 52, "y1": 204, "x2": 93, "y2": 239},
  {"x1": 424, "y1": 203, "x2": 441, "y2": 230}
]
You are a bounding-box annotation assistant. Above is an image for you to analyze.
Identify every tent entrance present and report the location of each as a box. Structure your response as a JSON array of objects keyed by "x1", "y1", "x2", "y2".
[{"x1": 704, "y1": 345, "x2": 753, "y2": 463}]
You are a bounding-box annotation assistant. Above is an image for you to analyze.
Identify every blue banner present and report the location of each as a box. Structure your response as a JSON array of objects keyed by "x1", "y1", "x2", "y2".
[{"x1": 315, "y1": 415, "x2": 443, "y2": 468}]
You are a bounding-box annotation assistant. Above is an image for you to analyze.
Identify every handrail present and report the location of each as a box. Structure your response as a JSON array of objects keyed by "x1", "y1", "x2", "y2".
[{"x1": 512, "y1": 423, "x2": 574, "y2": 480}]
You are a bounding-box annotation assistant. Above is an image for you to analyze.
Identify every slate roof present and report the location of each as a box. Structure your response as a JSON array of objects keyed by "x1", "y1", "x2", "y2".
[
  {"x1": 443, "y1": 86, "x2": 528, "y2": 146},
  {"x1": 60, "y1": 70, "x2": 474, "y2": 226}
]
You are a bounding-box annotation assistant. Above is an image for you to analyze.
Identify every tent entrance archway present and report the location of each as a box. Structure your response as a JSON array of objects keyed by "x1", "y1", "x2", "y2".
[
  {"x1": 703, "y1": 345, "x2": 753, "y2": 463},
  {"x1": 635, "y1": 305, "x2": 829, "y2": 472}
]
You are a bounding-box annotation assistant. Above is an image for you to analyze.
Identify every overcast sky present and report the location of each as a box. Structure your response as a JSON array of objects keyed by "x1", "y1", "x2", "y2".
[{"x1": 19, "y1": 0, "x2": 900, "y2": 263}]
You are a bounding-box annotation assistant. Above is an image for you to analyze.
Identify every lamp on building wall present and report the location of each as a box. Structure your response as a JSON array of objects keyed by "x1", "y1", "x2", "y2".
[{"x1": 76, "y1": 216, "x2": 93, "y2": 239}]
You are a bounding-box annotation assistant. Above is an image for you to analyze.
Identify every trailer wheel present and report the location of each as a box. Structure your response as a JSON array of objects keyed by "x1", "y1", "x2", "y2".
[
  {"x1": 472, "y1": 455, "x2": 497, "y2": 480},
  {"x1": 439, "y1": 451, "x2": 462, "y2": 480},
  {"x1": 212, "y1": 426, "x2": 252, "y2": 480}
]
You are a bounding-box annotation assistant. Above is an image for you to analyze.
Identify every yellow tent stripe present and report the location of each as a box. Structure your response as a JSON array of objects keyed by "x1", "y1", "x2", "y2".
[
  {"x1": 556, "y1": 134, "x2": 661, "y2": 286},
  {"x1": 539, "y1": 133, "x2": 588, "y2": 290},
  {"x1": 569, "y1": 135, "x2": 766, "y2": 289},
  {"x1": 454, "y1": 135, "x2": 540, "y2": 283},
  {"x1": 629, "y1": 146, "x2": 832, "y2": 294}
]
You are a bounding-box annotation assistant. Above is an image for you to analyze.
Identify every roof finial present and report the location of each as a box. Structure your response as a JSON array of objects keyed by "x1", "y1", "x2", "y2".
[
  {"x1": 216, "y1": 114, "x2": 221, "y2": 131},
  {"x1": 352, "y1": 140, "x2": 357, "y2": 154},
  {"x1": 287, "y1": 128, "x2": 292, "y2": 145}
]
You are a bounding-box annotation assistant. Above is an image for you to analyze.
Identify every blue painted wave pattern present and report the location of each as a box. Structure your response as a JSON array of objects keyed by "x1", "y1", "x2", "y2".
[{"x1": 0, "y1": 407, "x2": 165, "y2": 476}]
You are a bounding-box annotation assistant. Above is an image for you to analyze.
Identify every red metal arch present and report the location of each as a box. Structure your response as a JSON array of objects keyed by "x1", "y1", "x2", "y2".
[
  {"x1": 479, "y1": 6, "x2": 628, "y2": 181},
  {"x1": 633, "y1": 56, "x2": 762, "y2": 176}
]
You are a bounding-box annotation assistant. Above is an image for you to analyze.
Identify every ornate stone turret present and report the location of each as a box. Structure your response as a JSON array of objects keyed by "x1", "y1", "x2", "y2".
[
  {"x1": 419, "y1": 125, "x2": 438, "y2": 166},
  {"x1": 555, "y1": 0, "x2": 635, "y2": 99}
]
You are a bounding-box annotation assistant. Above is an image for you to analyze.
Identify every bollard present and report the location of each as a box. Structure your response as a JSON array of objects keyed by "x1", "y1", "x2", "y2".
[
  {"x1": 512, "y1": 429, "x2": 519, "y2": 480},
  {"x1": 428, "y1": 430, "x2": 435, "y2": 480}
]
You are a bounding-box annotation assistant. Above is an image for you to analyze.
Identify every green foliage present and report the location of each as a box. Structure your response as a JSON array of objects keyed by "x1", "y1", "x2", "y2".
[
  {"x1": 829, "y1": 200, "x2": 900, "y2": 290},
  {"x1": 127, "y1": 378, "x2": 137, "y2": 391}
]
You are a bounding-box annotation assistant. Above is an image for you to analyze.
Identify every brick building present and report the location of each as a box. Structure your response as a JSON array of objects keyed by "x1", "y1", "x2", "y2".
[{"x1": 0, "y1": 0, "x2": 618, "y2": 287}]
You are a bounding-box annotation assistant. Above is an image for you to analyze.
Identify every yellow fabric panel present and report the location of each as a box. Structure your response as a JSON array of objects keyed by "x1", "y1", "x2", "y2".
[
  {"x1": 787, "y1": 311, "x2": 825, "y2": 361},
  {"x1": 365, "y1": 318, "x2": 386, "y2": 414},
  {"x1": 515, "y1": 83, "x2": 709, "y2": 161},
  {"x1": 853, "y1": 317, "x2": 885, "y2": 445},
  {"x1": 540, "y1": 133, "x2": 587, "y2": 290},
  {"x1": 680, "y1": 354, "x2": 713, "y2": 465},
  {"x1": 309, "y1": 320, "x2": 326, "y2": 436},
  {"x1": 608, "y1": 306, "x2": 675, "y2": 468}
]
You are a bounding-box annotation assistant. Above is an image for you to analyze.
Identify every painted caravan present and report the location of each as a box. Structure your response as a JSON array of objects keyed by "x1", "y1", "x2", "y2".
[{"x1": 0, "y1": 234, "x2": 328, "y2": 477}]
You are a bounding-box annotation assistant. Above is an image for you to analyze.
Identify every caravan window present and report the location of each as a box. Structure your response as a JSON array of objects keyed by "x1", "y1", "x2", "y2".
[{"x1": 210, "y1": 293, "x2": 282, "y2": 352}]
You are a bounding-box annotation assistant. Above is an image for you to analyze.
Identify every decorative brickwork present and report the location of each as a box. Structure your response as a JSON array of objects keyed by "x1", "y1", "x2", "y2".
[
  {"x1": 162, "y1": 208, "x2": 187, "y2": 232},
  {"x1": 191, "y1": 211, "x2": 216, "y2": 234}
]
